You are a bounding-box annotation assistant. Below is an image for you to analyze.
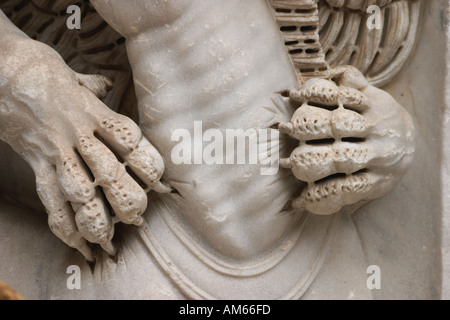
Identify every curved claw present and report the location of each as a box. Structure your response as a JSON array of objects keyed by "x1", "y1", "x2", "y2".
[
  {"x1": 279, "y1": 122, "x2": 294, "y2": 136},
  {"x1": 134, "y1": 216, "x2": 144, "y2": 227},
  {"x1": 100, "y1": 240, "x2": 117, "y2": 257},
  {"x1": 147, "y1": 180, "x2": 173, "y2": 194},
  {"x1": 331, "y1": 65, "x2": 369, "y2": 91},
  {"x1": 76, "y1": 241, "x2": 95, "y2": 262},
  {"x1": 280, "y1": 158, "x2": 293, "y2": 169},
  {"x1": 76, "y1": 73, "x2": 113, "y2": 99}
]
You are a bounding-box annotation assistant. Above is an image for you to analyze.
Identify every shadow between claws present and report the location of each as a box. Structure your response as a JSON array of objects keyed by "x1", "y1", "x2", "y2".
[
  {"x1": 306, "y1": 138, "x2": 335, "y2": 145},
  {"x1": 93, "y1": 131, "x2": 124, "y2": 163},
  {"x1": 343, "y1": 105, "x2": 363, "y2": 114},
  {"x1": 307, "y1": 101, "x2": 339, "y2": 111},
  {"x1": 86, "y1": 257, "x2": 96, "y2": 274},
  {"x1": 313, "y1": 169, "x2": 368, "y2": 185},
  {"x1": 341, "y1": 137, "x2": 366, "y2": 143}
]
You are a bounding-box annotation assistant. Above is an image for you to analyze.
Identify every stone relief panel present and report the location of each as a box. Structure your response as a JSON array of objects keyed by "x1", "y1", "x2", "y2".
[{"x1": 0, "y1": 0, "x2": 445, "y2": 300}]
